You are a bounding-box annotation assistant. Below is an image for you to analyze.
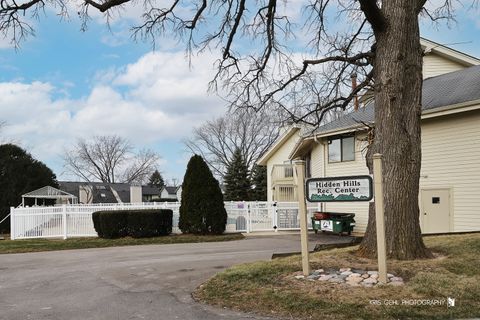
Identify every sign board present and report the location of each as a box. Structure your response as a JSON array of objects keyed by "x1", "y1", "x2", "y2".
[
  {"x1": 306, "y1": 175, "x2": 373, "y2": 202},
  {"x1": 320, "y1": 220, "x2": 333, "y2": 232}
]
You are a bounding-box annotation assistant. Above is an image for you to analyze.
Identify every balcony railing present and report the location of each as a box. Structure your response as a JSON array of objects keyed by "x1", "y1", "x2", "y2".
[
  {"x1": 271, "y1": 164, "x2": 297, "y2": 201},
  {"x1": 271, "y1": 164, "x2": 294, "y2": 184}
]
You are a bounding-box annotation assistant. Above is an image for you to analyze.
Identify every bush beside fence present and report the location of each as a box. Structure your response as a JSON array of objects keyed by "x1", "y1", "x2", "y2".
[
  {"x1": 92, "y1": 209, "x2": 173, "y2": 239},
  {"x1": 10, "y1": 202, "x2": 321, "y2": 240}
]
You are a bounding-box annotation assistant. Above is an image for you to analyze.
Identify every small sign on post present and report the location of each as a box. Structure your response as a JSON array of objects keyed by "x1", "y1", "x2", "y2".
[
  {"x1": 299, "y1": 166, "x2": 386, "y2": 280},
  {"x1": 306, "y1": 175, "x2": 373, "y2": 202}
]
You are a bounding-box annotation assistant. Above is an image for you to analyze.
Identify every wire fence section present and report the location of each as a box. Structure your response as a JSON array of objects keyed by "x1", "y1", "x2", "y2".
[{"x1": 10, "y1": 201, "x2": 321, "y2": 240}]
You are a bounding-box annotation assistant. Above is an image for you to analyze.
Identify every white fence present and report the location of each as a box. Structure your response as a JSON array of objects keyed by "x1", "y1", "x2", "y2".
[{"x1": 10, "y1": 202, "x2": 321, "y2": 240}]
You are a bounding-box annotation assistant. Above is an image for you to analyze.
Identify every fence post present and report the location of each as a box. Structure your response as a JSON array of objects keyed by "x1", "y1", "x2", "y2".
[
  {"x1": 246, "y1": 201, "x2": 251, "y2": 233},
  {"x1": 273, "y1": 202, "x2": 278, "y2": 232},
  {"x1": 62, "y1": 205, "x2": 67, "y2": 240},
  {"x1": 10, "y1": 207, "x2": 15, "y2": 240}
]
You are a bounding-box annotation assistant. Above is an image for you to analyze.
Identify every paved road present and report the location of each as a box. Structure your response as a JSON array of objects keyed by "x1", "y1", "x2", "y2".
[{"x1": 0, "y1": 234, "x2": 352, "y2": 320}]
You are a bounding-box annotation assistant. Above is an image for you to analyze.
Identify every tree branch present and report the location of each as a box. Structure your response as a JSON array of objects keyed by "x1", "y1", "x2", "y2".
[
  {"x1": 83, "y1": 0, "x2": 130, "y2": 12},
  {"x1": 358, "y1": 0, "x2": 387, "y2": 33}
]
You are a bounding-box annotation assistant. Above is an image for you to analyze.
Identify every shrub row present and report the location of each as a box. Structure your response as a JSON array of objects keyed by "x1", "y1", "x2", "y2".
[{"x1": 92, "y1": 209, "x2": 173, "y2": 239}]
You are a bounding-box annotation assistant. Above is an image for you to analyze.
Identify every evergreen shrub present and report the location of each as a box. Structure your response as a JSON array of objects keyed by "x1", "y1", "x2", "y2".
[
  {"x1": 179, "y1": 155, "x2": 227, "y2": 234},
  {"x1": 92, "y1": 209, "x2": 172, "y2": 238}
]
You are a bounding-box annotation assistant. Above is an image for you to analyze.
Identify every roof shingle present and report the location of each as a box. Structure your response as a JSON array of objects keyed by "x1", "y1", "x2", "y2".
[{"x1": 313, "y1": 65, "x2": 480, "y2": 135}]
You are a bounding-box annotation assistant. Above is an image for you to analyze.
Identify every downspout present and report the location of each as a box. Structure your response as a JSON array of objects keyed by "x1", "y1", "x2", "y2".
[
  {"x1": 322, "y1": 137, "x2": 328, "y2": 212},
  {"x1": 314, "y1": 134, "x2": 328, "y2": 212}
]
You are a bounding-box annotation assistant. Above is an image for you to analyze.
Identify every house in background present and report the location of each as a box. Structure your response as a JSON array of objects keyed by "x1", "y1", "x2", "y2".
[
  {"x1": 58, "y1": 181, "x2": 160, "y2": 204},
  {"x1": 160, "y1": 186, "x2": 182, "y2": 202},
  {"x1": 258, "y1": 38, "x2": 480, "y2": 235},
  {"x1": 141, "y1": 185, "x2": 163, "y2": 202}
]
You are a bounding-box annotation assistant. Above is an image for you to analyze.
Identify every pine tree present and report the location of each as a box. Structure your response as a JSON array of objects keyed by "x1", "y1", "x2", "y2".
[
  {"x1": 249, "y1": 165, "x2": 267, "y2": 201},
  {"x1": 179, "y1": 155, "x2": 227, "y2": 234},
  {"x1": 223, "y1": 148, "x2": 250, "y2": 201},
  {"x1": 148, "y1": 170, "x2": 165, "y2": 189}
]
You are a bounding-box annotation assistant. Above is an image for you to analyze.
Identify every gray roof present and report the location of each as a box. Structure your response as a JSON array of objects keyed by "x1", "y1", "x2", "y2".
[
  {"x1": 163, "y1": 186, "x2": 179, "y2": 195},
  {"x1": 422, "y1": 64, "x2": 480, "y2": 110},
  {"x1": 315, "y1": 105, "x2": 374, "y2": 134},
  {"x1": 142, "y1": 185, "x2": 162, "y2": 196},
  {"x1": 313, "y1": 65, "x2": 480, "y2": 135},
  {"x1": 59, "y1": 181, "x2": 131, "y2": 203}
]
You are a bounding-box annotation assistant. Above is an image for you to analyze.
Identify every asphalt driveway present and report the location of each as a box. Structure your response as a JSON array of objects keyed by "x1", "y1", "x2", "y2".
[{"x1": 0, "y1": 233, "x2": 353, "y2": 320}]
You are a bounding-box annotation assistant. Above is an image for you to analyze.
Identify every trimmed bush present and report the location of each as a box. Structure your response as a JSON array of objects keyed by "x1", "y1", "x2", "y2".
[
  {"x1": 179, "y1": 155, "x2": 227, "y2": 234},
  {"x1": 92, "y1": 209, "x2": 172, "y2": 239},
  {"x1": 92, "y1": 211, "x2": 103, "y2": 237}
]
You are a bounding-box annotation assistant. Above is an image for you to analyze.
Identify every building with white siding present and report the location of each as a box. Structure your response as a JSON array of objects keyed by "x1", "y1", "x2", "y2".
[{"x1": 258, "y1": 38, "x2": 480, "y2": 234}]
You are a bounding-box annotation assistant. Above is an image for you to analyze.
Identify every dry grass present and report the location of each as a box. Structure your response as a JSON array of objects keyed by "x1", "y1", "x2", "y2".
[
  {"x1": 195, "y1": 233, "x2": 480, "y2": 319},
  {"x1": 0, "y1": 233, "x2": 245, "y2": 254}
]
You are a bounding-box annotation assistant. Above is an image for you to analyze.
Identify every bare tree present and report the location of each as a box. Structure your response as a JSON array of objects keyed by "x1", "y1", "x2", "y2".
[
  {"x1": 1, "y1": 0, "x2": 473, "y2": 259},
  {"x1": 184, "y1": 110, "x2": 280, "y2": 178},
  {"x1": 64, "y1": 135, "x2": 160, "y2": 184}
]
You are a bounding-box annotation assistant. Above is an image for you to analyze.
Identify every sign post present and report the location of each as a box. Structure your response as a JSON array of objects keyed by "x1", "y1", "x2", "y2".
[
  {"x1": 294, "y1": 160, "x2": 310, "y2": 276},
  {"x1": 305, "y1": 173, "x2": 386, "y2": 280},
  {"x1": 373, "y1": 153, "x2": 388, "y2": 284}
]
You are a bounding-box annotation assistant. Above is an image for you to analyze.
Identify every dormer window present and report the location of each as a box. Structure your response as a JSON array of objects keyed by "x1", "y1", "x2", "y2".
[{"x1": 328, "y1": 136, "x2": 355, "y2": 163}]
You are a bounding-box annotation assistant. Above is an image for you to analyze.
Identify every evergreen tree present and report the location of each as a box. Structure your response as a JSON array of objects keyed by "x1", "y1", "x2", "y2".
[
  {"x1": 0, "y1": 144, "x2": 58, "y2": 233},
  {"x1": 223, "y1": 148, "x2": 250, "y2": 201},
  {"x1": 148, "y1": 170, "x2": 165, "y2": 189},
  {"x1": 249, "y1": 165, "x2": 267, "y2": 201},
  {"x1": 179, "y1": 155, "x2": 227, "y2": 234}
]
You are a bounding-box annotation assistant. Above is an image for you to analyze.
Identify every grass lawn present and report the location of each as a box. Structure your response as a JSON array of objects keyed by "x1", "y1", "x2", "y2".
[
  {"x1": 195, "y1": 233, "x2": 480, "y2": 320},
  {"x1": 0, "y1": 233, "x2": 244, "y2": 254}
]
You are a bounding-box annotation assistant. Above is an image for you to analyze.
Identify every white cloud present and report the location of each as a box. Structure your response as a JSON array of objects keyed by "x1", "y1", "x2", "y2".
[{"x1": 0, "y1": 50, "x2": 226, "y2": 177}]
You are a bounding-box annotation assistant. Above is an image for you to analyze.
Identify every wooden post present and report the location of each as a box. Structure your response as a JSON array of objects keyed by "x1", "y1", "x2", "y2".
[
  {"x1": 294, "y1": 160, "x2": 310, "y2": 276},
  {"x1": 373, "y1": 153, "x2": 388, "y2": 284}
]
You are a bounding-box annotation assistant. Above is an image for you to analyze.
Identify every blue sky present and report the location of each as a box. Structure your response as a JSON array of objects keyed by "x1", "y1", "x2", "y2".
[{"x1": 1, "y1": 2, "x2": 480, "y2": 184}]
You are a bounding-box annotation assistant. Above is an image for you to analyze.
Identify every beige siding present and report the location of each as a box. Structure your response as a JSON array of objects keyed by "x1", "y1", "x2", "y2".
[
  {"x1": 310, "y1": 141, "x2": 324, "y2": 178},
  {"x1": 308, "y1": 134, "x2": 370, "y2": 232},
  {"x1": 319, "y1": 133, "x2": 370, "y2": 232},
  {"x1": 308, "y1": 111, "x2": 480, "y2": 234},
  {"x1": 423, "y1": 53, "x2": 466, "y2": 79},
  {"x1": 266, "y1": 131, "x2": 302, "y2": 201},
  {"x1": 420, "y1": 109, "x2": 480, "y2": 232}
]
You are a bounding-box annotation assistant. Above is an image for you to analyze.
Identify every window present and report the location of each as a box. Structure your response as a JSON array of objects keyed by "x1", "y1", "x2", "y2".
[
  {"x1": 283, "y1": 160, "x2": 293, "y2": 178},
  {"x1": 328, "y1": 136, "x2": 355, "y2": 162}
]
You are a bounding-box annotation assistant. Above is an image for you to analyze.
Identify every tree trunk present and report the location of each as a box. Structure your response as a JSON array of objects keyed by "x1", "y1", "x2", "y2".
[{"x1": 358, "y1": 1, "x2": 433, "y2": 260}]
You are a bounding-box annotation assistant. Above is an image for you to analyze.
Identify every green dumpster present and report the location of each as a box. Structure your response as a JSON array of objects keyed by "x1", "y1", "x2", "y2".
[
  {"x1": 311, "y1": 212, "x2": 355, "y2": 235},
  {"x1": 312, "y1": 218, "x2": 322, "y2": 233},
  {"x1": 311, "y1": 212, "x2": 330, "y2": 234}
]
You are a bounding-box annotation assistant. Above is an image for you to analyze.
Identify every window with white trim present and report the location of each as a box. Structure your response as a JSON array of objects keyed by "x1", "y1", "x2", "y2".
[{"x1": 328, "y1": 136, "x2": 355, "y2": 162}]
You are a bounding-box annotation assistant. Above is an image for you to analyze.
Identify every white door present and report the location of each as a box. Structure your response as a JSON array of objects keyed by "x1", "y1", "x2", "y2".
[{"x1": 421, "y1": 189, "x2": 451, "y2": 234}]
